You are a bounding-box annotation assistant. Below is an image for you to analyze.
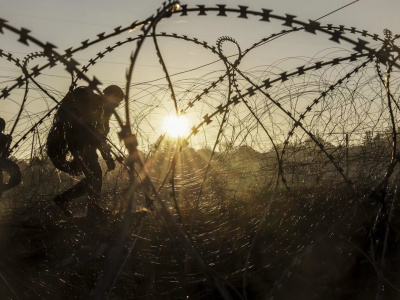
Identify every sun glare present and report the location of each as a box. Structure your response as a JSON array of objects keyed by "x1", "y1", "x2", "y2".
[{"x1": 163, "y1": 115, "x2": 190, "y2": 138}]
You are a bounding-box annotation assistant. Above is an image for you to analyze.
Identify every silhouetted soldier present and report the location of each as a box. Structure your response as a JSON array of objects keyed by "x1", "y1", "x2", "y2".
[
  {"x1": 48, "y1": 85, "x2": 124, "y2": 218},
  {"x1": 0, "y1": 118, "x2": 22, "y2": 197}
]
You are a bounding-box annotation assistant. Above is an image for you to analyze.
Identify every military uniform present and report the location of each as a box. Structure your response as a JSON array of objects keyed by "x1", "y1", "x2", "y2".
[{"x1": 49, "y1": 86, "x2": 119, "y2": 216}]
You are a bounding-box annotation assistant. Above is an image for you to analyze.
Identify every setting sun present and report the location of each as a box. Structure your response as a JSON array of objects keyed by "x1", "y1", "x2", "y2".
[{"x1": 162, "y1": 115, "x2": 190, "y2": 138}]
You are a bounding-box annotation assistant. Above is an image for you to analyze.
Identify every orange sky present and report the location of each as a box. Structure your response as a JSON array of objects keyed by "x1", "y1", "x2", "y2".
[{"x1": 1, "y1": 0, "x2": 400, "y2": 156}]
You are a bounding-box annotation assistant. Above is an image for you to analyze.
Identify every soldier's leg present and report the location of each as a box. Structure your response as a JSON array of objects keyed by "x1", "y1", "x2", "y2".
[
  {"x1": 77, "y1": 146, "x2": 102, "y2": 206},
  {"x1": 54, "y1": 146, "x2": 104, "y2": 218},
  {"x1": 77, "y1": 146, "x2": 112, "y2": 219},
  {"x1": 53, "y1": 151, "x2": 89, "y2": 216},
  {"x1": 55, "y1": 179, "x2": 87, "y2": 204}
]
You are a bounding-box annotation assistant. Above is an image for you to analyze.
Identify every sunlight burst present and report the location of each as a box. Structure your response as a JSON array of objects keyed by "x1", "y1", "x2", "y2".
[{"x1": 162, "y1": 115, "x2": 190, "y2": 138}]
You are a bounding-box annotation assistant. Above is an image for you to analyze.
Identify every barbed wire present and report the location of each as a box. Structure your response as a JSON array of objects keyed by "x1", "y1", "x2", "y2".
[{"x1": 2, "y1": 2, "x2": 400, "y2": 299}]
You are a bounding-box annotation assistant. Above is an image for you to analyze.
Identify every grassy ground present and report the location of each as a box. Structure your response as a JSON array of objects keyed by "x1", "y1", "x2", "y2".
[{"x1": 0, "y1": 181, "x2": 399, "y2": 299}]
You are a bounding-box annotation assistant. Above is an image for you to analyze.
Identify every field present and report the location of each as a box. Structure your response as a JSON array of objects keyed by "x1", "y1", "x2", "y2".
[{"x1": 2, "y1": 1, "x2": 400, "y2": 299}]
